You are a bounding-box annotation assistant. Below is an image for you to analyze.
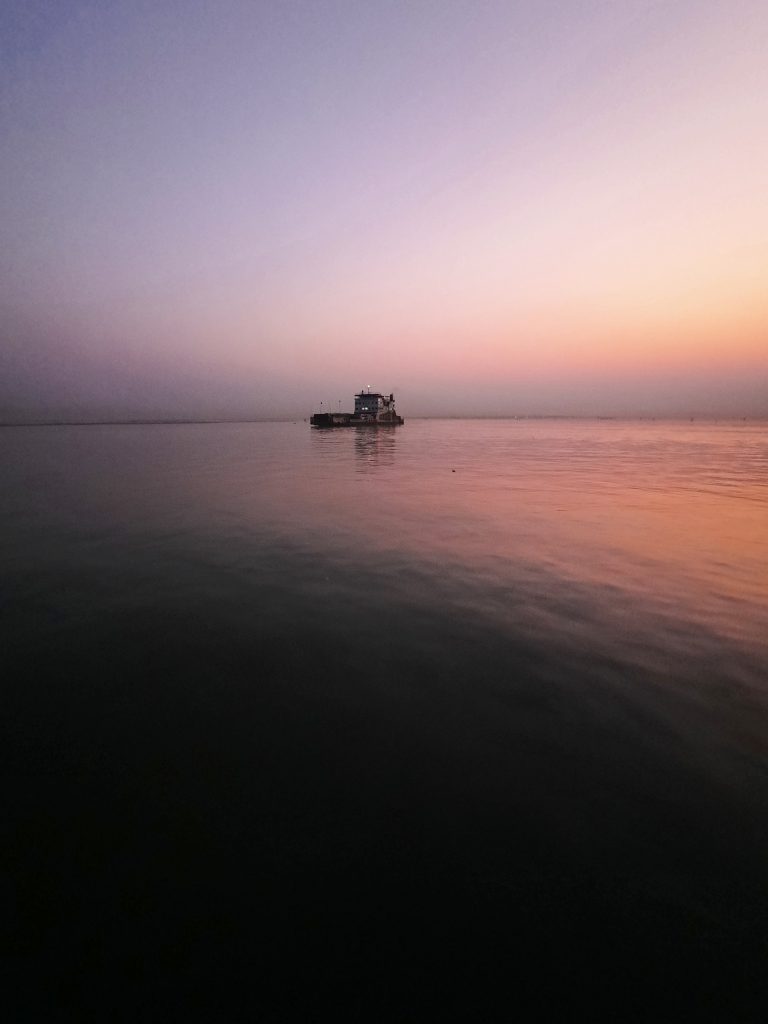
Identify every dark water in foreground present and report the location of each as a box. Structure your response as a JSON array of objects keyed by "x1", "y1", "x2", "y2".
[{"x1": 3, "y1": 419, "x2": 768, "y2": 1020}]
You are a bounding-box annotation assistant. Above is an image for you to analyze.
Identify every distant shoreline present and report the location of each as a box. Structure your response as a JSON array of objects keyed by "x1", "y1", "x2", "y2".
[{"x1": 0, "y1": 418, "x2": 269, "y2": 427}]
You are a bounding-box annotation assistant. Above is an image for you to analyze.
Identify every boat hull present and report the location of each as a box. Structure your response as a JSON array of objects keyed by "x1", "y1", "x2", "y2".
[{"x1": 310, "y1": 412, "x2": 404, "y2": 428}]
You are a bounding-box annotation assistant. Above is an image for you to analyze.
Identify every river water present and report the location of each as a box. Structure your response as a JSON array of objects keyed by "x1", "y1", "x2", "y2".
[{"x1": 4, "y1": 419, "x2": 768, "y2": 1019}]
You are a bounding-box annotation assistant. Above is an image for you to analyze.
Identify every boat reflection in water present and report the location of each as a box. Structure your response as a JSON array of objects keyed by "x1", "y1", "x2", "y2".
[{"x1": 353, "y1": 423, "x2": 398, "y2": 471}]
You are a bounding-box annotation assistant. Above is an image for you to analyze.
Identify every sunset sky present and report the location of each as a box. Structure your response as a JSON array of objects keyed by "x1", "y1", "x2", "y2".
[{"x1": 2, "y1": 0, "x2": 767, "y2": 420}]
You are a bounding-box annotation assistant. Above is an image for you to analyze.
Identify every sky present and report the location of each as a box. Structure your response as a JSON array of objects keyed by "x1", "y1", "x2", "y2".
[{"x1": 1, "y1": 0, "x2": 767, "y2": 421}]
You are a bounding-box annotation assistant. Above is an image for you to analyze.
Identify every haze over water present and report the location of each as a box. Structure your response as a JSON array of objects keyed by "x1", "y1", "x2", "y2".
[{"x1": 5, "y1": 418, "x2": 768, "y2": 1018}]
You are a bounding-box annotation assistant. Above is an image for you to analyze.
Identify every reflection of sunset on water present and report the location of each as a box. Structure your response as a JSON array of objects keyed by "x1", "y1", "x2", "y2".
[
  {"x1": 295, "y1": 420, "x2": 768, "y2": 653},
  {"x1": 5, "y1": 416, "x2": 768, "y2": 1020}
]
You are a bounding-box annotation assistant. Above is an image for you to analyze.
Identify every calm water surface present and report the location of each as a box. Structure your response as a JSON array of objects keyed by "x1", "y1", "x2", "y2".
[{"x1": 4, "y1": 419, "x2": 768, "y2": 1019}]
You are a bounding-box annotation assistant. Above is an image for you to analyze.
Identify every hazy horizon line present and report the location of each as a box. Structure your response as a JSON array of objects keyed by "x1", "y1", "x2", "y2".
[{"x1": 2, "y1": 414, "x2": 764, "y2": 428}]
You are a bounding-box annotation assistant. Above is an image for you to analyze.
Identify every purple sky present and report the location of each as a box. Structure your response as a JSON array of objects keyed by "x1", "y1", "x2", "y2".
[{"x1": 2, "y1": 1, "x2": 767, "y2": 420}]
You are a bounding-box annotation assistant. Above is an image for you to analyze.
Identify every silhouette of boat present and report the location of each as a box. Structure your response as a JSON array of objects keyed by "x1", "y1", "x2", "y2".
[{"x1": 310, "y1": 389, "x2": 404, "y2": 428}]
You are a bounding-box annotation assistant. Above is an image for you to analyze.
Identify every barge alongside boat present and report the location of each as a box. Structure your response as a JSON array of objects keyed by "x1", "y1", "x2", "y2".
[{"x1": 311, "y1": 389, "x2": 404, "y2": 428}]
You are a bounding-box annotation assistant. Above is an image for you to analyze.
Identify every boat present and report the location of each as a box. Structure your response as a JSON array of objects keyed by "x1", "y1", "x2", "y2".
[{"x1": 310, "y1": 389, "x2": 404, "y2": 428}]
